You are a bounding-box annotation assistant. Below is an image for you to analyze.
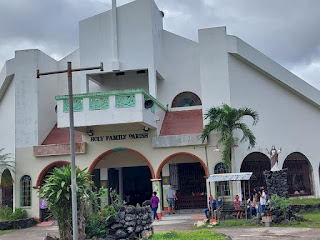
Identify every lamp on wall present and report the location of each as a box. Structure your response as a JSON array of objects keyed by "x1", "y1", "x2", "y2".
[
  {"x1": 87, "y1": 130, "x2": 94, "y2": 136},
  {"x1": 144, "y1": 127, "x2": 149, "y2": 132}
]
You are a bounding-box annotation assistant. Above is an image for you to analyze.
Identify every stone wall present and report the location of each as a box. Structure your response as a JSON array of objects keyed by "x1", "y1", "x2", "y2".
[
  {"x1": 264, "y1": 169, "x2": 289, "y2": 198},
  {"x1": 107, "y1": 205, "x2": 153, "y2": 240},
  {"x1": 290, "y1": 203, "x2": 320, "y2": 213},
  {"x1": 0, "y1": 218, "x2": 36, "y2": 230}
]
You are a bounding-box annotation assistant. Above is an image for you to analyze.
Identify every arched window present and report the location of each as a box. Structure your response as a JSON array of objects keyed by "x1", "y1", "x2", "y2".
[
  {"x1": 214, "y1": 163, "x2": 230, "y2": 196},
  {"x1": 171, "y1": 92, "x2": 202, "y2": 108},
  {"x1": 21, "y1": 175, "x2": 31, "y2": 207}
]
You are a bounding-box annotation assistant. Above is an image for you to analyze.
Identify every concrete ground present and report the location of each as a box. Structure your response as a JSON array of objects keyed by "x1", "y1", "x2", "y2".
[{"x1": 2, "y1": 215, "x2": 320, "y2": 240}]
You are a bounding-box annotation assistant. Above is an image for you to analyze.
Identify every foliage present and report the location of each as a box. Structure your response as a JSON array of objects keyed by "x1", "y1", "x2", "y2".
[
  {"x1": 201, "y1": 104, "x2": 258, "y2": 166},
  {"x1": 0, "y1": 206, "x2": 13, "y2": 221},
  {"x1": 270, "y1": 194, "x2": 290, "y2": 212},
  {"x1": 288, "y1": 198, "x2": 320, "y2": 205},
  {"x1": 151, "y1": 230, "x2": 226, "y2": 240},
  {"x1": 0, "y1": 207, "x2": 27, "y2": 221},
  {"x1": 39, "y1": 165, "x2": 94, "y2": 240},
  {"x1": 9, "y1": 208, "x2": 28, "y2": 220},
  {"x1": 0, "y1": 148, "x2": 14, "y2": 186},
  {"x1": 85, "y1": 188, "x2": 121, "y2": 239}
]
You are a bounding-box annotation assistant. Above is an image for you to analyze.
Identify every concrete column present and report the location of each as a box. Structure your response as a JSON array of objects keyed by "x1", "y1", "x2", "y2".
[
  {"x1": 151, "y1": 180, "x2": 162, "y2": 219},
  {"x1": 161, "y1": 164, "x2": 170, "y2": 210},
  {"x1": 100, "y1": 168, "x2": 109, "y2": 207},
  {"x1": 148, "y1": 69, "x2": 157, "y2": 98},
  {"x1": 312, "y1": 163, "x2": 320, "y2": 197},
  {"x1": 118, "y1": 167, "x2": 123, "y2": 199},
  {"x1": 111, "y1": 0, "x2": 120, "y2": 70}
]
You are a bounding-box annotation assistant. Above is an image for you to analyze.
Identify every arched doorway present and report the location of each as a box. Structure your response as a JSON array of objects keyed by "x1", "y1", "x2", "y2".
[
  {"x1": 37, "y1": 161, "x2": 70, "y2": 221},
  {"x1": 240, "y1": 152, "x2": 271, "y2": 193},
  {"x1": 157, "y1": 152, "x2": 208, "y2": 210},
  {"x1": 36, "y1": 161, "x2": 70, "y2": 187},
  {"x1": 89, "y1": 148, "x2": 155, "y2": 206},
  {"x1": 1, "y1": 169, "x2": 13, "y2": 207},
  {"x1": 283, "y1": 152, "x2": 313, "y2": 196}
]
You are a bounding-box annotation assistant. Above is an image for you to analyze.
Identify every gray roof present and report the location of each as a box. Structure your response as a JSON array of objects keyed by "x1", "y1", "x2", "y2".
[{"x1": 207, "y1": 172, "x2": 253, "y2": 182}]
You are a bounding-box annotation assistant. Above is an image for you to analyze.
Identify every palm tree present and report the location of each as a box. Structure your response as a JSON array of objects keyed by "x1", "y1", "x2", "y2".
[
  {"x1": 0, "y1": 148, "x2": 14, "y2": 187},
  {"x1": 201, "y1": 104, "x2": 259, "y2": 169}
]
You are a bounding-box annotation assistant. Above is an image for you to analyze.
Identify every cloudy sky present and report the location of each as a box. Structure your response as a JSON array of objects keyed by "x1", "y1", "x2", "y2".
[{"x1": 0, "y1": 0, "x2": 319, "y2": 89}]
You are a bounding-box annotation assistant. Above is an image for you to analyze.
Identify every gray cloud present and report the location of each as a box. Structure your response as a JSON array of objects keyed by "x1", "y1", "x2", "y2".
[{"x1": 0, "y1": 0, "x2": 319, "y2": 89}]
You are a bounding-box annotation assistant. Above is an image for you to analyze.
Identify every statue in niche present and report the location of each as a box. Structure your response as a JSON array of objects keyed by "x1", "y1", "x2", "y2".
[{"x1": 266, "y1": 145, "x2": 282, "y2": 171}]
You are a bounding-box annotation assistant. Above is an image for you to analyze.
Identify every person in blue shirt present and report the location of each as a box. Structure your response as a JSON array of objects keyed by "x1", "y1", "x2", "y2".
[{"x1": 205, "y1": 195, "x2": 216, "y2": 219}]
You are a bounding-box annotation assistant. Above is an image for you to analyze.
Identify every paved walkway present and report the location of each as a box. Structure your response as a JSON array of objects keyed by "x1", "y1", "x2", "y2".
[{"x1": 2, "y1": 217, "x2": 320, "y2": 239}]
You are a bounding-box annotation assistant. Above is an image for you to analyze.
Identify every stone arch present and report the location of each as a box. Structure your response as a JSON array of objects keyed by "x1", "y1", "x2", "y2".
[
  {"x1": 36, "y1": 161, "x2": 70, "y2": 187},
  {"x1": 240, "y1": 152, "x2": 271, "y2": 189},
  {"x1": 89, "y1": 148, "x2": 155, "y2": 179},
  {"x1": 171, "y1": 92, "x2": 202, "y2": 108},
  {"x1": 283, "y1": 152, "x2": 313, "y2": 196},
  {"x1": 156, "y1": 152, "x2": 208, "y2": 179}
]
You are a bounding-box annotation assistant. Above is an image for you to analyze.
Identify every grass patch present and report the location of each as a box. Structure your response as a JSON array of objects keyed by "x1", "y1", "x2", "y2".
[
  {"x1": 151, "y1": 230, "x2": 226, "y2": 240},
  {"x1": 209, "y1": 219, "x2": 261, "y2": 228},
  {"x1": 0, "y1": 229, "x2": 18, "y2": 235},
  {"x1": 298, "y1": 211, "x2": 320, "y2": 223},
  {"x1": 288, "y1": 198, "x2": 320, "y2": 205}
]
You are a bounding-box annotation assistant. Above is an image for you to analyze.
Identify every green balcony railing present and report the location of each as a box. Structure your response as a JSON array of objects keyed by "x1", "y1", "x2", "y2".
[{"x1": 56, "y1": 89, "x2": 167, "y2": 113}]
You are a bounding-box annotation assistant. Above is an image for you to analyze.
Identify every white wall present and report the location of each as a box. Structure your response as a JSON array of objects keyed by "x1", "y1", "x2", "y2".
[
  {"x1": 95, "y1": 71, "x2": 149, "y2": 93},
  {"x1": 37, "y1": 52, "x2": 60, "y2": 144},
  {"x1": 228, "y1": 54, "x2": 320, "y2": 196},
  {"x1": 0, "y1": 69, "x2": 15, "y2": 160},
  {"x1": 199, "y1": 27, "x2": 231, "y2": 117},
  {"x1": 157, "y1": 31, "x2": 200, "y2": 108},
  {"x1": 58, "y1": 49, "x2": 82, "y2": 95}
]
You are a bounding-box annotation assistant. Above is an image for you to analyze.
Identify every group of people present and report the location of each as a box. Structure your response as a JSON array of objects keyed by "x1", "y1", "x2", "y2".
[
  {"x1": 151, "y1": 185, "x2": 178, "y2": 221},
  {"x1": 247, "y1": 186, "x2": 267, "y2": 217},
  {"x1": 204, "y1": 186, "x2": 267, "y2": 220}
]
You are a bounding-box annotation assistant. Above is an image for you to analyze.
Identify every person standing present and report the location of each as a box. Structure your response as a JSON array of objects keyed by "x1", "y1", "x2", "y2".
[
  {"x1": 234, "y1": 195, "x2": 243, "y2": 219},
  {"x1": 151, "y1": 192, "x2": 160, "y2": 220},
  {"x1": 167, "y1": 185, "x2": 177, "y2": 214},
  {"x1": 260, "y1": 186, "x2": 267, "y2": 214}
]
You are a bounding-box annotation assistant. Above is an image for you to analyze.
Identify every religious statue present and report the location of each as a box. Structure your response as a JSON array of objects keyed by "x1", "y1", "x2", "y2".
[{"x1": 266, "y1": 145, "x2": 281, "y2": 171}]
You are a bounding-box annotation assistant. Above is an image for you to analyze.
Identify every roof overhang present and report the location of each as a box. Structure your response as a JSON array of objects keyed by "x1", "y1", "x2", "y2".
[{"x1": 207, "y1": 172, "x2": 253, "y2": 182}]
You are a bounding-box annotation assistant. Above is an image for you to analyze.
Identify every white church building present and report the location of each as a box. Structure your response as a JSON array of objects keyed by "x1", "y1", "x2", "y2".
[{"x1": 0, "y1": 0, "x2": 319, "y2": 220}]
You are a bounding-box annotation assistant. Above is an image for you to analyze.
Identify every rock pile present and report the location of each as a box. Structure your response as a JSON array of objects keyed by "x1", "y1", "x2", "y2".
[
  {"x1": 0, "y1": 218, "x2": 36, "y2": 230},
  {"x1": 264, "y1": 169, "x2": 289, "y2": 198},
  {"x1": 107, "y1": 205, "x2": 154, "y2": 240}
]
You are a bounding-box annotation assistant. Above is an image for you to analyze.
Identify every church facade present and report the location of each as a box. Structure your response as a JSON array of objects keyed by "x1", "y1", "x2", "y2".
[{"x1": 0, "y1": 0, "x2": 320, "y2": 219}]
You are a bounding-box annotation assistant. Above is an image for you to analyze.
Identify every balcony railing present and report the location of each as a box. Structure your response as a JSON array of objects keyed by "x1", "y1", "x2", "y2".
[{"x1": 55, "y1": 89, "x2": 167, "y2": 129}]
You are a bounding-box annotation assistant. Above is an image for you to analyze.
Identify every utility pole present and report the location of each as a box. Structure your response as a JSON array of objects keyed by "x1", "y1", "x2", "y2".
[{"x1": 37, "y1": 62, "x2": 103, "y2": 240}]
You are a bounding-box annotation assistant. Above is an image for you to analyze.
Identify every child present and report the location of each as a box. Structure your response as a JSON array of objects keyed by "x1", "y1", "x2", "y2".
[
  {"x1": 151, "y1": 192, "x2": 160, "y2": 220},
  {"x1": 234, "y1": 195, "x2": 243, "y2": 219}
]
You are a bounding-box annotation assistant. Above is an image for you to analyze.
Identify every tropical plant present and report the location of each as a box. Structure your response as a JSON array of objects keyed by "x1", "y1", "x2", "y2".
[
  {"x1": 85, "y1": 188, "x2": 122, "y2": 239},
  {"x1": 0, "y1": 148, "x2": 14, "y2": 187},
  {"x1": 270, "y1": 194, "x2": 290, "y2": 212},
  {"x1": 39, "y1": 165, "x2": 94, "y2": 240},
  {"x1": 201, "y1": 104, "x2": 259, "y2": 167}
]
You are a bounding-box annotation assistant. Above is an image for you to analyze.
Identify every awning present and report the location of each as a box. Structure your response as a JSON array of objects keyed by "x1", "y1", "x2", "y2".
[{"x1": 207, "y1": 172, "x2": 253, "y2": 182}]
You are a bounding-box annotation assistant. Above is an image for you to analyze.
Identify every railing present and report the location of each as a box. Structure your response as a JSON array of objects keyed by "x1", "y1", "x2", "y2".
[
  {"x1": 55, "y1": 89, "x2": 167, "y2": 129},
  {"x1": 55, "y1": 89, "x2": 166, "y2": 113}
]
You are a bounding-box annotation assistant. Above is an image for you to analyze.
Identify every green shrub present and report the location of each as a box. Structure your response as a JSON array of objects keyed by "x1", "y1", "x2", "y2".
[
  {"x1": 270, "y1": 194, "x2": 290, "y2": 212},
  {"x1": 0, "y1": 206, "x2": 13, "y2": 221},
  {"x1": 10, "y1": 208, "x2": 28, "y2": 220},
  {"x1": 0, "y1": 207, "x2": 28, "y2": 221}
]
